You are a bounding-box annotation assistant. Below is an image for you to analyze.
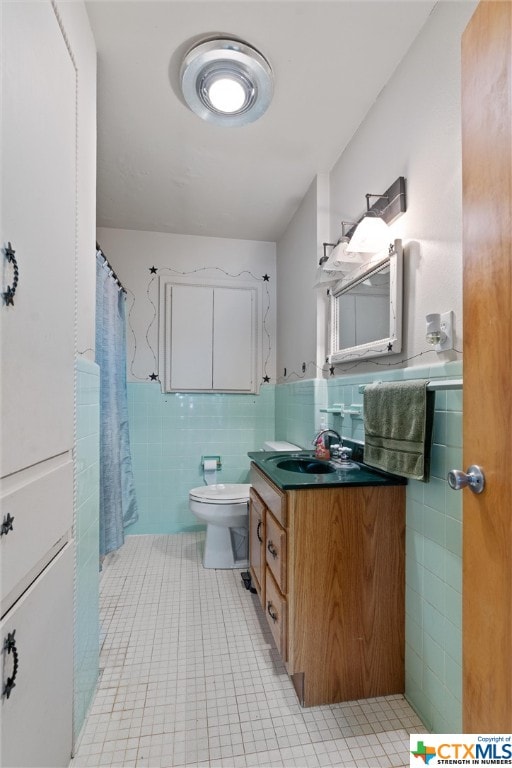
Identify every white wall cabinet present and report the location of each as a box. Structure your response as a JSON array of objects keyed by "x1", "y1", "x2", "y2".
[
  {"x1": 159, "y1": 279, "x2": 259, "y2": 393},
  {"x1": 1, "y1": 3, "x2": 77, "y2": 765}
]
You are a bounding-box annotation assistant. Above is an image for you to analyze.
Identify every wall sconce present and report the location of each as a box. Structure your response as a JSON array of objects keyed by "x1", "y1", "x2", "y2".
[
  {"x1": 426, "y1": 311, "x2": 454, "y2": 352},
  {"x1": 346, "y1": 176, "x2": 407, "y2": 254}
]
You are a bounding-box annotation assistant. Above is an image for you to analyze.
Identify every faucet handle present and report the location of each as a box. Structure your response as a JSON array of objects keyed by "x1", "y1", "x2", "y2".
[
  {"x1": 330, "y1": 443, "x2": 342, "y2": 457},
  {"x1": 339, "y1": 446, "x2": 352, "y2": 460}
]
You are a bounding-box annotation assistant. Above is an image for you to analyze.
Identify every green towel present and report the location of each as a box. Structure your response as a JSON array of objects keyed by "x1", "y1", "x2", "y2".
[{"x1": 363, "y1": 380, "x2": 435, "y2": 481}]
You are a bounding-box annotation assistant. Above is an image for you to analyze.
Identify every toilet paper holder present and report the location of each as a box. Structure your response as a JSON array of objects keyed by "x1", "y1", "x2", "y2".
[{"x1": 201, "y1": 455, "x2": 222, "y2": 470}]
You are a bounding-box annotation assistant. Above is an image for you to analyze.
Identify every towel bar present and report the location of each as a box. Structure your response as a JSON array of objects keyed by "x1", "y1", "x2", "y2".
[{"x1": 358, "y1": 377, "x2": 462, "y2": 393}]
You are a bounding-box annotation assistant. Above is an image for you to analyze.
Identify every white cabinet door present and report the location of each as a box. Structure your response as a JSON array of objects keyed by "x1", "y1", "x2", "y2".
[
  {"x1": 1, "y1": 1, "x2": 76, "y2": 478},
  {"x1": 213, "y1": 287, "x2": 255, "y2": 391},
  {"x1": 168, "y1": 283, "x2": 213, "y2": 390},
  {"x1": 1, "y1": 544, "x2": 74, "y2": 768}
]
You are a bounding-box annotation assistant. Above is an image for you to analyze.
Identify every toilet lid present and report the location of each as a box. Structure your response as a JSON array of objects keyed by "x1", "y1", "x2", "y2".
[{"x1": 189, "y1": 483, "x2": 251, "y2": 504}]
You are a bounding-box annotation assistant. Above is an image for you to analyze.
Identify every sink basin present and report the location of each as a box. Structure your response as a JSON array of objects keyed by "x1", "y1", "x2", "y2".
[{"x1": 275, "y1": 458, "x2": 337, "y2": 475}]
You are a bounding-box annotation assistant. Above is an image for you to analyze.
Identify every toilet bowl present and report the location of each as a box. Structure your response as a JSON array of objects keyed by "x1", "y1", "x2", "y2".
[{"x1": 189, "y1": 484, "x2": 251, "y2": 569}]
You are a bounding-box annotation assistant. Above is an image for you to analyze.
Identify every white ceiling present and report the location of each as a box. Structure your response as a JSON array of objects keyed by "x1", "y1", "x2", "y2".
[{"x1": 86, "y1": 0, "x2": 437, "y2": 243}]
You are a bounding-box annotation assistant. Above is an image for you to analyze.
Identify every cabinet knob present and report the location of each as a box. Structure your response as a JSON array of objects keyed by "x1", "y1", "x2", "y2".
[
  {"x1": 256, "y1": 520, "x2": 263, "y2": 543},
  {"x1": 267, "y1": 601, "x2": 278, "y2": 623}
]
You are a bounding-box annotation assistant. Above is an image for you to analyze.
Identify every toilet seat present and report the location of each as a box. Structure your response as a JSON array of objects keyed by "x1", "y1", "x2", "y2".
[{"x1": 189, "y1": 483, "x2": 251, "y2": 504}]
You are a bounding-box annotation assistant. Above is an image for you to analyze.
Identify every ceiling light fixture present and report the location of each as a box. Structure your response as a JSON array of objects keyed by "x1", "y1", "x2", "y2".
[{"x1": 180, "y1": 37, "x2": 273, "y2": 126}]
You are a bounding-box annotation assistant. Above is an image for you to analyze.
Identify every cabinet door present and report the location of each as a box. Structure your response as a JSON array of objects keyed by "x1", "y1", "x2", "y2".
[
  {"x1": 213, "y1": 287, "x2": 255, "y2": 391},
  {"x1": 1, "y1": 0, "x2": 76, "y2": 477},
  {"x1": 168, "y1": 284, "x2": 213, "y2": 390},
  {"x1": 1, "y1": 544, "x2": 74, "y2": 768},
  {"x1": 249, "y1": 489, "x2": 265, "y2": 605}
]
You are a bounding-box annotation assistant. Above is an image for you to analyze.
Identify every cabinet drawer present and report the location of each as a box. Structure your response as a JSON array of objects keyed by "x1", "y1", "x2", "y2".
[
  {"x1": 250, "y1": 464, "x2": 287, "y2": 526},
  {"x1": 1, "y1": 457, "x2": 73, "y2": 614},
  {"x1": 265, "y1": 567, "x2": 287, "y2": 661},
  {"x1": 265, "y1": 511, "x2": 287, "y2": 594}
]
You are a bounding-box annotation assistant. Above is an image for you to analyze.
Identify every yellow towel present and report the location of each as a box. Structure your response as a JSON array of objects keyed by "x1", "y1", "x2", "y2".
[{"x1": 363, "y1": 380, "x2": 435, "y2": 481}]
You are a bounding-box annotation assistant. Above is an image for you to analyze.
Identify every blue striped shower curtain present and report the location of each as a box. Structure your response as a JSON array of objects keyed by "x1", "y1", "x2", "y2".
[{"x1": 96, "y1": 252, "x2": 138, "y2": 556}]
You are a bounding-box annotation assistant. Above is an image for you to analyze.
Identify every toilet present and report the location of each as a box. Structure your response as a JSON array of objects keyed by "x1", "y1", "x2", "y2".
[{"x1": 189, "y1": 441, "x2": 300, "y2": 569}]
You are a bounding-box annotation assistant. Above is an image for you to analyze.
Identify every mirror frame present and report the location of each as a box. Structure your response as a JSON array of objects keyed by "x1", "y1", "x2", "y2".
[{"x1": 328, "y1": 239, "x2": 403, "y2": 364}]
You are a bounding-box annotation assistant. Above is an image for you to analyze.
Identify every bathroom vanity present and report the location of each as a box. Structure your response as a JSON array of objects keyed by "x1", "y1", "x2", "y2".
[{"x1": 248, "y1": 451, "x2": 406, "y2": 707}]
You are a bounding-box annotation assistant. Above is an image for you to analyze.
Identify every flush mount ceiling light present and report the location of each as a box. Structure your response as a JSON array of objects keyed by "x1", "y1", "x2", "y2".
[{"x1": 180, "y1": 37, "x2": 273, "y2": 127}]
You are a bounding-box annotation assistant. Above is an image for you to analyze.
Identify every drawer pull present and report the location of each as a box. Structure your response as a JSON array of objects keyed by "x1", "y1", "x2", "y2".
[
  {"x1": 267, "y1": 601, "x2": 278, "y2": 622},
  {"x1": 256, "y1": 520, "x2": 263, "y2": 543},
  {"x1": 2, "y1": 630, "x2": 19, "y2": 700},
  {"x1": 267, "y1": 540, "x2": 278, "y2": 558},
  {"x1": 1, "y1": 513, "x2": 14, "y2": 536},
  {"x1": 2, "y1": 242, "x2": 19, "y2": 307}
]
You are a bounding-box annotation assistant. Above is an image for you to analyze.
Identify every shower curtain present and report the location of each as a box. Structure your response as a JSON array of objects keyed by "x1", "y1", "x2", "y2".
[{"x1": 96, "y1": 251, "x2": 138, "y2": 556}]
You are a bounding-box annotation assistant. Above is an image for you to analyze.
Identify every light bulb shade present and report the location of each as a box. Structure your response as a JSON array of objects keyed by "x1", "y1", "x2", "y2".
[
  {"x1": 314, "y1": 265, "x2": 340, "y2": 288},
  {"x1": 180, "y1": 38, "x2": 273, "y2": 126},
  {"x1": 346, "y1": 216, "x2": 391, "y2": 254}
]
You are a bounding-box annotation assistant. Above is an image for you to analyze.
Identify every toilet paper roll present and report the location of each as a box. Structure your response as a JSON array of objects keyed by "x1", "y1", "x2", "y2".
[{"x1": 203, "y1": 459, "x2": 218, "y2": 485}]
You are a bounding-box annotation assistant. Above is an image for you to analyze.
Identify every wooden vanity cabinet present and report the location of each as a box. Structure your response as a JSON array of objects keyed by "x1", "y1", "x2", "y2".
[{"x1": 249, "y1": 462, "x2": 405, "y2": 708}]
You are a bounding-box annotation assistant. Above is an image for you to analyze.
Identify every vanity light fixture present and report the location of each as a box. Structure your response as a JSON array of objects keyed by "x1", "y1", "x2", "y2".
[
  {"x1": 180, "y1": 37, "x2": 273, "y2": 126},
  {"x1": 346, "y1": 176, "x2": 407, "y2": 254},
  {"x1": 426, "y1": 311, "x2": 454, "y2": 352},
  {"x1": 315, "y1": 222, "x2": 362, "y2": 287}
]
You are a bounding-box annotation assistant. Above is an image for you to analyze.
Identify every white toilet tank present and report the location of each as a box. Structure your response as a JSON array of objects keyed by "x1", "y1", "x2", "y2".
[{"x1": 263, "y1": 441, "x2": 300, "y2": 451}]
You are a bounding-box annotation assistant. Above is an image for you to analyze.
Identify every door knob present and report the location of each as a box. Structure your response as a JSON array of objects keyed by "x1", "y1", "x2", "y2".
[{"x1": 447, "y1": 465, "x2": 485, "y2": 494}]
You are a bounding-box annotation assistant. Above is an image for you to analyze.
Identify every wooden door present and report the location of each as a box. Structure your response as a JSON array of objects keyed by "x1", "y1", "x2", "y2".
[{"x1": 461, "y1": 0, "x2": 512, "y2": 731}]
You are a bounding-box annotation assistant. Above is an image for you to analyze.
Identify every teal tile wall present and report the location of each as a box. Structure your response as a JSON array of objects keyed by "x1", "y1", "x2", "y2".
[
  {"x1": 127, "y1": 383, "x2": 275, "y2": 534},
  {"x1": 275, "y1": 379, "x2": 327, "y2": 449},
  {"x1": 275, "y1": 360, "x2": 463, "y2": 733},
  {"x1": 74, "y1": 358, "x2": 100, "y2": 744}
]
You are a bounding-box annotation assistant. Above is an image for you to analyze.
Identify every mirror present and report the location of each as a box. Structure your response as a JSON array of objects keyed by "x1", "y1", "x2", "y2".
[{"x1": 329, "y1": 239, "x2": 402, "y2": 364}]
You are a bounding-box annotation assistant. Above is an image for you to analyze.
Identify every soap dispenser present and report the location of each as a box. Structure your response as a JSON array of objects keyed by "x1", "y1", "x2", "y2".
[{"x1": 314, "y1": 417, "x2": 330, "y2": 460}]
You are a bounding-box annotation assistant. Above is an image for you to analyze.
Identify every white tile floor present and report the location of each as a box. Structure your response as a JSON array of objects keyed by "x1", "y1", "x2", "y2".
[{"x1": 70, "y1": 533, "x2": 425, "y2": 768}]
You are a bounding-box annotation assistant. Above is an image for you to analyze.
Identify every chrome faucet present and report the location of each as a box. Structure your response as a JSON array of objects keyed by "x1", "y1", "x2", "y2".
[
  {"x1": 312, "y1": 429, "x2": 353, "y2": 461},
  {"x1": 312, "y1": 428, "x2": 342, "y2": 449}
]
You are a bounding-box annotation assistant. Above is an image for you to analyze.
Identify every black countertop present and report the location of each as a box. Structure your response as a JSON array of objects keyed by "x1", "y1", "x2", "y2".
[{"x1": 248, "y1": 450, "x2": 407, "y2": 491}]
